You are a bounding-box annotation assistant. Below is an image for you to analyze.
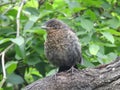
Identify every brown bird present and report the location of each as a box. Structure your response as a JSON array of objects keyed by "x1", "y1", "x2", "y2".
[{"x1": 41, "y1": 19, "x2": 82, "y2": 72}]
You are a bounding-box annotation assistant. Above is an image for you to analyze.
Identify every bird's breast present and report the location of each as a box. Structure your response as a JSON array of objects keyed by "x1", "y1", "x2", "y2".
[
  {"x1": 44, "y1": 29, "x2": 81, "y2": 67},
  {"x1": 46, "y1": 30, "x2": 67, "y2": 44}
]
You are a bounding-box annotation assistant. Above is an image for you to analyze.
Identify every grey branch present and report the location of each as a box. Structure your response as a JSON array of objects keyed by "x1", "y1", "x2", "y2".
[{"x1": 25, "y1": 57, "x2": 120, "y2": 90}]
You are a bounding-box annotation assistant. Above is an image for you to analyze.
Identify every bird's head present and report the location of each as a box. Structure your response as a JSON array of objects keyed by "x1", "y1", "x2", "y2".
[{"x1": 41, "y1": 19, "x2": 68, "y2": 31}]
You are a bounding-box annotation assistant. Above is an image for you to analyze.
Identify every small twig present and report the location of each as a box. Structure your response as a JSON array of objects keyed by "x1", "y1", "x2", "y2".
[
  {"x1": 16, "y1": 0, "x2": 26, "y2": 37},
  {"x1": 2, "y1": 52, "x2": 6, "y2": 79},
  {"x1": 0, "y1": 43, "x2": 14, "y2": 87}
]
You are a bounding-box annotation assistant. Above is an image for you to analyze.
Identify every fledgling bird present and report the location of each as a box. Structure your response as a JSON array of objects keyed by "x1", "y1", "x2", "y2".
[{"x1": 41, "y1": 19, "x2": 82, "y2": 72}]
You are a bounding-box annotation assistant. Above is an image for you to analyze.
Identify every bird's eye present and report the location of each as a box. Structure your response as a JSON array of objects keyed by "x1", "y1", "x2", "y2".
[{"x1": 54, "y1": 24, "x2": 58, "y2": 29}]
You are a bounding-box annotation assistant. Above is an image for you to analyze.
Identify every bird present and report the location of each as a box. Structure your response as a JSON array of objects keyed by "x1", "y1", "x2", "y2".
[{"x1": 41, "y1": 19, "x2": 82, "y2": 72}]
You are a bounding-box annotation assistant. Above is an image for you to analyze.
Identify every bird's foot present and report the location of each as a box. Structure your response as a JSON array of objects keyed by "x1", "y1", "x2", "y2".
[
  {"x1": 66, "y1": 66, "x2": 79, "y2": 75},
  {"x1": 51, "y1": 73, "x2": 58, "y2": 80}
]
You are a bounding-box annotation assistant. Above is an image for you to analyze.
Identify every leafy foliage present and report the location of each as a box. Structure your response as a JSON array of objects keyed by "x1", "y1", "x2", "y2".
[{"x1": 0, "y1": 0, "x2": 120, "y2": 89}]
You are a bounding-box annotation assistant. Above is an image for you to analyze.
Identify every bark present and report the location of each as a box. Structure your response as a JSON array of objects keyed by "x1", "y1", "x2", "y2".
[{"x1": 25, "y1": 57, "x2": 120, "y2": 90}]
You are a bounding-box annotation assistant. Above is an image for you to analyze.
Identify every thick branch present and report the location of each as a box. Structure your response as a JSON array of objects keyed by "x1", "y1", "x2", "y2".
[{"x1": 25, "y1": 57, "x2": 120, "y2": 90}]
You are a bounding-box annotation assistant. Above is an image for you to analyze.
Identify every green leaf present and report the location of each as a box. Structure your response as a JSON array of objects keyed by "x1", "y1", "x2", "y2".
[
  {"x1": 46, "y1": 69, "x2": 57, "y2": 76},
  {"x1": 89, "y1": 44, "x2": 100, "y2": 55},
  {"x1": 10, "y1": 36, "x2": 25, "y2": 59},
  {"x1": 10, "y1": 36, "x2": 24, "y2": 46},
  {"x1": 84, "y1": 9, "x2": 97, "y2": 20},
  {"x1": 80, "y1": 18, "x2": 94, "y2": 31},
  {"x1": 105, "y1": 52, "x2": 117, "y2": 63},
  {"x1": 15, "y1": 44, "x2": 25, "y2": 59},
  {"x1": 81, "y1": 33, "x2": 93, "y2": 45},
  {"x1": 25, "y1": 7, "x2": 39, "y2": 16},
  {"x1": 7, "y1": 73, "x2": 24, "y2": 84},
  {"x1": 101, "y1": 53, "x2": 117, "y2": 64},
  {"x1": 102, "y1": 32, "x2": 114, "y2": 43},
  {"x1": 24, "y1": 0, "x2": 38, "y2": 8},
  {"x1": 65, "y1": 0, "x2": 83, "y2": 12},
  {"x1": 108, "y1": 29, "x2": 120, "y2": 36},
  {"x1": 83, "y1": 59, "x2": 95, "y2": 67},
  {"x1": 5, "y1": 61, "x2": 18, "y2": 74},
  {"x1": 107, "y1": 18, "x2": 120, "y2": 28},
  {"x1": 39, "y1": 10, "x2": 53, "y2": 18},
  {"x1": 24, "y1": 16, "x2": 39, "y2": 30},
  {"x1": 82, "y1": 0, "x2": 103, "y2": 7},
  {"x1": 0, "y1": 86, "x2": 13, "y2": 90},
  {"x1": 97, "y1": 52, "x2": 105, "y2": 64},
  {"x1": 0, "y1": 38, "x2": 10, "y2": 45},
  {"x1": 45, "y1": 2, "x2": 53, "y2": 10},
  {"x1": 0, "y1": 27, "x2": 14, "y2": 36},
  {"x1": 27, "y1": 54, "x2": 40, "y2": 65},
  {"x1": 7, "y1": 9, "x2": 17, "y2": 18},
  {"x1": 25, "y1": 29, "x2": 46, "y2": 35}
]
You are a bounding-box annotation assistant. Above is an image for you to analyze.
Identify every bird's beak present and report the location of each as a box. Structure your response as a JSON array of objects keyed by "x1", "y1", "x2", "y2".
[{"x1": 41, "y1": 25, "x2": 47, "y2": 29}]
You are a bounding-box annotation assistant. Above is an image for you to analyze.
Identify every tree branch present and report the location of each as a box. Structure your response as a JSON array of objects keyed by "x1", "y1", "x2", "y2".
[
  {"x1": 16, "y1": 0, "x2": 26, "y2": 37},
  {"x1": 25, "y1": 57, "x2": 120, "y2": 90},
  {"x1": 0, "y1": 43, "x2": 14, "y2": 87}
]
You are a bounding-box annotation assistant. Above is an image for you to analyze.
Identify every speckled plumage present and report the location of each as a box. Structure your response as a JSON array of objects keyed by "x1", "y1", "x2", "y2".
[{"x1": 42, "y1": 19, "x2": 82, "y2": 72}]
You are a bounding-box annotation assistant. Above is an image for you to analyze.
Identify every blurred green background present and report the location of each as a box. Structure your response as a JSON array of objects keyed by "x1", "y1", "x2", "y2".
[{"x1": 0, "y1": 0, "x2": 120, "y2": 89}]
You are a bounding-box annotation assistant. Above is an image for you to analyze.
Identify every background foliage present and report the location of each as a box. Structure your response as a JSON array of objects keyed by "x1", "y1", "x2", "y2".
[{"x1": 0, "y1": 0, "x2": 120, "y2": 89}]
